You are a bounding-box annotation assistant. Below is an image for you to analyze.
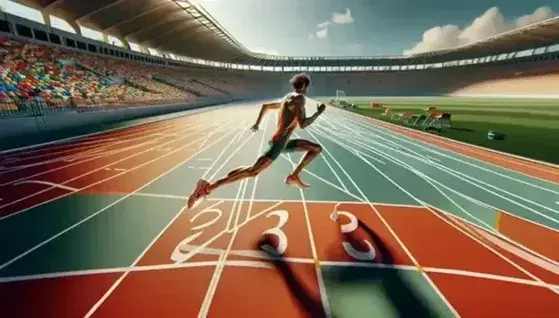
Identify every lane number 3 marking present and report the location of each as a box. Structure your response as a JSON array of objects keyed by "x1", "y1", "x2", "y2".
[{"x1": 331, "y1": 211, "x2": 376, "y2": 261}]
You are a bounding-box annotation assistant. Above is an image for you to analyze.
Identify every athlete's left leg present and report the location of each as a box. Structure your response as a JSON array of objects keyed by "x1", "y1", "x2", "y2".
[
  {"x1": 283, "y1": 139, "x2": 322, "y2": 188},
  {"x1": 186, "y1": 156, "x2": 273, "y2": 209}
]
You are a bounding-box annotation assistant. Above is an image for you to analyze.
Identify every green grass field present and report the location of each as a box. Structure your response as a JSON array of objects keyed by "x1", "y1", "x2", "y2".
[{"x1": 319, "y1": 96, "x2": 559, "y2": 164}]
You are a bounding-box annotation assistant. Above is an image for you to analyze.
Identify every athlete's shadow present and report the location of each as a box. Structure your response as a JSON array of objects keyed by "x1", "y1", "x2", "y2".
[
  {"x1": 325, "y1": 220, "x2": 437, "y2": 317},
  {"x1": 256, "y1": 236, "x2": 335, "y2": 318},
  {"x1": 255, "y1": 220, "x2": 438, "y2": 317}
]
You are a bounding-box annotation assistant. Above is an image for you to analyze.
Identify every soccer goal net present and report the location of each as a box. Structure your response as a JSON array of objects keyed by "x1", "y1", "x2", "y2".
[{"x1": 335, "y1": 90, "x2": 346, "y2": 102}]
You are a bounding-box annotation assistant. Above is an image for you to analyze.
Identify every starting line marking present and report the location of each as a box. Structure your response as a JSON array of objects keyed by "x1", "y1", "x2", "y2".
[
  {"x1": 1, "y1": 256, "x2": 558, "y2": 291},
  {"x1": 12, "y1": 180, "x2": 78, "y2": 192},
  {"x1": 124, "y1": 192, "x2": 426, "y2": 208}
]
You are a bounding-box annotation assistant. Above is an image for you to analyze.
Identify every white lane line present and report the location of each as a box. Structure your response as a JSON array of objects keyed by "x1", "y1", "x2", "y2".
[
  {"x1": 340, "y1": 110, "x2": 559, "y2": 187},
  {"x1": 0, "y1": 126, "x2": 238, "y2": 272},
  {"x1": 0, "y1": 105, "x2": 226, "y2": 155},
  {"x1": 13, "y1": 180, "x2": 79, "y2": 192},
  {"x1": 0, "y1": 123, "x2": 215, "y2": 217},
  {"x1": 86, "y1": 120, "x2": 251, "y2": 316},
  {"x1": 200, "y1": 115, "x2": 270, "y2": 316},
  {"x1": 2, "y1": 256, "x2": 558, "y2": 290},
  {"x1": 84, "y1": 200, "x2": 224, "y2": 317},
  {"x1": 326, "y1": 118, "x2": 559, "y2": 223},
  {"x1": 279, "y1": 154, "x2": 364, "y2": 202},
  {"x1": 312, "y1": 121, "x2": 460, "y2": 316},
  {"x1": 292, "y1": 131, "x2": 350, "y2": 192},
  {"x1": 0, "y1": 124, "x2": 196, "y2": 186},
  {"x1": 429, "y1": 207, "x2": 559, "y2": 295},
  {"x1": 327, "y1": 120, "x2": 559, "y2": 296},
  {"x1": 339, "y1": 107, "x2": 559, "y2": 170}
]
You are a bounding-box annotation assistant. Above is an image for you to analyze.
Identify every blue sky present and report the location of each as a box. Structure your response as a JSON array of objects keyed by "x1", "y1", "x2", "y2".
[{"x1": 197, "y1": 0, "x2": 559, "y2": 56}]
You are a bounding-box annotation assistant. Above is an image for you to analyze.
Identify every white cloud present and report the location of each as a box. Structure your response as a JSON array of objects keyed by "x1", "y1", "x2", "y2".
[
  {"x1": 251, "y1": 47, "x2": 279, "y2": 55},
  {"x1": 404, "y1": 6, "x2": 556, "y2": 55},
  {"x1": 308, "y1": 33, "x2": 315, "y2": 39},
  {"x1": 316, "y1": 28, "x2": 328, "y2": 39},
  {"x1": 516, "y1": 6, "x2": 555, "y2": 26},
  {"x1": 332, "y1": 8, "x2": 354, "y2": 24},
  {"x1": 317, "y1": 21, "x2": 331, "y2": 29},
  {"x1": 312, "y1": 8, "x2": 354, "y2": 40}
]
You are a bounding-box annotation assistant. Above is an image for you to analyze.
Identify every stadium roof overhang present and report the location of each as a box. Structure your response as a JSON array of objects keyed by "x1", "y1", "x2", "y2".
[
  {"x1": 15, "y1": 0, "x2": 259, "y2": 63},
  {"x1": 239, "y1": 17, "x2": 559, "y2": 67},
  {"x1": 10, "y1": 1, "x2": 559, "y2": 67},
  {"x1": 406, "y1": 16, "x2": 559, "y2": 61}
]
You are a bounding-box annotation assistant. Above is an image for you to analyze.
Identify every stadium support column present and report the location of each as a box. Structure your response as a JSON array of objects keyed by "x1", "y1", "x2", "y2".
[
  {"x1": 117, "y1": 36, "x2": 130, "y2": 50},
  {"x1": 140, "y1": 45, "x2": 149, "y2": 55},
  {"x1": 69, "y1": 20, "x2": 81, "y2": 35},
  {"x1": 42, "y1": 12, "x2": 51, "y2": 26},
  {"x1": 102, "y1": 33, "x2": 130, "y2": 50}
]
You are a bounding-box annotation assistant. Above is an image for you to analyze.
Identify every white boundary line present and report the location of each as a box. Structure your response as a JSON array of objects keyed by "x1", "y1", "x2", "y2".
[
  {"x1": 339, "y1": 111, "x2": 559, "y2": 189},
  {"x1": 336, "y1": 106, "x2": 559, "y2": 169},
  {"x1": 200, "y1": 112, "x2": 270, "y2": 316},
  {"x1": 282, "y1": 147, "x2": 332, "y2": 317},
  {"x1": 324, "y1": 121, "x2": 558, "y2": 296},
  {"x1": 339, "y1": 111, "x2": 559, "y2": 188},
  {"x1": 325, "y1": 115, "x2": 559, "y2": 231},
  {"x1": 2, "y1": 258, "x2": 558, "y2": 290},
  {"x1": 0, "y1": 116, "x2": 187, "y2": 165},
  {"x1": 0, "y1": 125, "x2": 239, "y2": 272},
  {"x1": 427, "y1": 206, "x2": 559, "y2": 295},
  {"x1": 0, "y1": 105, "x2": 226, "y2": 155},
  {"x1": 303, "y1": 124, "x2": 459, "y2": 316},
  {"x1": 0, "y1": 128, "x2": 181, "y2": 186},
  {"x1": 0, "y1": 118, "x2": 182, "y2": 162},
  {"x1": 130, "y1": 193, "x2": 424, "y2": 208},
  {"x1": 0, "y1": 123, "x2": 214, "y2": 220},
  {"x1": 84, "y1": 199, "x2": 225, "y2": 317}
]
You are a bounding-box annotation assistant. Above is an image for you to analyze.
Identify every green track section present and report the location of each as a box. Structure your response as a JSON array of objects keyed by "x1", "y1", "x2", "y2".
[
  {"x1": 0, "y1": 194, "x2": 123, "y2": 273},
  {"x1": 0, "y1": 194, "x2": 183, "y2": 277},
  {"x1": 322, "y1": 266, "x2": 454, "y2": 318}
]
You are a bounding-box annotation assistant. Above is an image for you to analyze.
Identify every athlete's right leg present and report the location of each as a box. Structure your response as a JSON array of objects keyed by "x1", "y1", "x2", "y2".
[
  {"x1": 207, "y1": 156, "x2": 273, "y2": 193},
  {"x1": 186, "y1": 137, "x2": 289, "y2": 210},
  {"x1": 187, "y1": 156, "x2": 273, "y2": 209},
  {"x1": 284, "y1": 139, "x2": 322, "y2": 188}
]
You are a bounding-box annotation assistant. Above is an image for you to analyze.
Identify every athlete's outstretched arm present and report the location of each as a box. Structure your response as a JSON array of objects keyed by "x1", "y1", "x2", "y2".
[
  {"x1": 291, "y1": 96, "x2": 324, "y2": 129},
  {"x1": 252, "y1": 102, "x2": 280, "y2": 131}
]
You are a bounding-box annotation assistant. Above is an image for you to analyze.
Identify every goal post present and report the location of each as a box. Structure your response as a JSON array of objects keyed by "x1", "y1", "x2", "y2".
[
  {"x1": 332, "y1": 90, "x2": 356, "y2": 109},
  {"x1": 335, "y1": 90, "x2": 346, "y2": 102}
]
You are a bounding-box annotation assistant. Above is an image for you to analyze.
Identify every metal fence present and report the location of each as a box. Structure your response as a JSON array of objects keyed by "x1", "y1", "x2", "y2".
[{"x1": 0, "y1": 97, "x2": 194, "y2": 118}]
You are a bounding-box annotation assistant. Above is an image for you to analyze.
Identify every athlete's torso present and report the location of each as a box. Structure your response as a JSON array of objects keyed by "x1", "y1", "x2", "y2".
[{"x1": 271, "y1": 92, "x2": 304, "y2": 142}]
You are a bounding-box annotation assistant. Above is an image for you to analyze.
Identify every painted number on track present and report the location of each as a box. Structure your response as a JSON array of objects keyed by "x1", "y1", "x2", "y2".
[
  {"x1": 260, "y1": 210, "x2": 289, "y2": 256},
  {"x1": 171, "y1": 208, "x2": 223, "y2": 263},
  {"x1": 331, "y1": 210, "x2": 376, "y2": 261}
]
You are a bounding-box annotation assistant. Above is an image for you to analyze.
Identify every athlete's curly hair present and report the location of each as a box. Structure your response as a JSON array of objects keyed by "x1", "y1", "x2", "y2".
[{"x1": 290, "y1": 73, "x2": 310, "y2": 91}]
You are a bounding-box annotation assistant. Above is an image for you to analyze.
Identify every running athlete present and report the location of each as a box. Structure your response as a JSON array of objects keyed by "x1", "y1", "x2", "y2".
[{"x1": 187, "y1": 73, "x2": 326, "y2": 209}]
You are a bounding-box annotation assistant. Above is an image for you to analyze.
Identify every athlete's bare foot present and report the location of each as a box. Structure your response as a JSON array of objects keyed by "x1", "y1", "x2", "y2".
[
  {"x1": 187, "y1": 179, "x2": 210, "y2": 210},
  {"x1": 285, "y1": 174, "x2": 310, "y2": 189}
]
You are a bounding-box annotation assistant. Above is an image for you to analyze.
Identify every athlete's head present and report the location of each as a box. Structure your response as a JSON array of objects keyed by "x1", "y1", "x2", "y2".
[{"x1": 290, "y1": 73, "x2": 310, "y2": 95}]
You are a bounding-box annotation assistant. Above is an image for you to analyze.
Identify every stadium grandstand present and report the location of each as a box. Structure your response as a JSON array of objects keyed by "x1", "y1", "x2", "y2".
[
  {"x1": 0, "y1": 1, "x2": 558, "y2": 317},
  {"x1": 1, "y1": 0, "x2": 559, "y2": 111}
]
